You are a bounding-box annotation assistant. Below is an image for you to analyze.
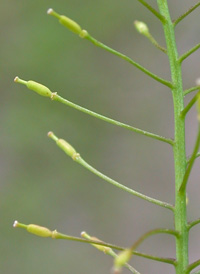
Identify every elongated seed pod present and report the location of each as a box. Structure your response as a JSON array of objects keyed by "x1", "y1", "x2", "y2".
[
  {"x1": 27, "y1": 224, "x2": 52, "y2": 237},
  {"x1": 27, "y1": 80, "x2": 52, "y2": 97},
  {"x1": 59, "y1": 15, "x2": 82, "y2": 34},
  {"x1": 56, "y1": 139, "x2": 77, "y2": 158}
]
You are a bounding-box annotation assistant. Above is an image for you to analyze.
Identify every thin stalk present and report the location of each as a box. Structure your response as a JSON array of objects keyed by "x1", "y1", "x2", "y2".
[
  {"x1": 186, "y1": 259, "x2": 200, "y2": 274},
  {"x1": 147, "y1": 34, "x2": 167, "y2": 54},
  {"x1": 188, "y1": 218, "x2": 200, "y2": 230},
  {"x1": 157, "y1": 1, "x2": 188, "y2": 273},
  {"x1": 85, "y1": 34, "x2": 172, "y2": 88},
  {"x1": 56, "y1": 232, "x2": 176, "y2": 265},
  {"x1": 81, "y1": 232, "x2": 140, "y2": 274},
  {"x1": 48, "y1": 132, "x2": 174, "y2": 211},
  {"x1": 131, "y1": 228, "x2": 179, "y2": 253},
  {"x1": 179, "y1": 43, "x2": 200, "y2": 64},
  {"x1": 173, "y1": 2, "x2": 200, "y2": 26},
  {"x1": 14, "y1": 77, "x2": 173, "y2": 145},
  {"x1": 187, "y1": 152, "x2": 200, "y2": 164},
  {"x1": 180, "y1": 94, "x2": 199, "y2": 118},
  {"x1": 184, "y1": 86, "x2": 200, "y2": 96},
  {"x1": 179, "y1": 125, "x2": 200, "y2": 193},
  {"x1": 136, "y1": 0, "x2": 165, "y2": 22},
  {"x1": 53, "y1": 94, "x2": 173, "y2": 145},
  {"x1": 134, "y1": 251, "x2": 176, "y2": 266},
  {"x1": 77, "y1": 157, "x2": 174, "y2": 211},
  {"x1": 13, "y1": 220, "x2": 175, "y2": 265}
]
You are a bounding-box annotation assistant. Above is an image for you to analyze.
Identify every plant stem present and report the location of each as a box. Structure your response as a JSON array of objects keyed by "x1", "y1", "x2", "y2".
[
  {"x1": 179, "y1": 125, "x2": 200, "y2": 193},
  {"x1": 53, "y1": 94, "x2": 173, "y2": 145},
  {"x1": 48, "y1": 132, "x2": 174, "y2": 210},
  {"x1": 157, "y1": 0, "x2": 188, "y2": 273},
  {"x1": 184, "y1": 86, "x2": 200, "y2": 96},
  {"x1": 179, "y1": 43, "x2": 200, "y2": 63},
  {"x1": 131, "y1": 228, "x2": 179, "y2": 253},
  {"x1": 173, "y1": 2, "x2": 200, "y2": 26},
  {"x1": 55, "y1": 232, "x2": 175, "y2": 265},
  {"x1": 85, "y1": 34, "x2": 172, "y2": 88},
  {"x1": 81, "y1": 232, "x2": 140, "y2": 274},
  {"x1": 136, "y1": 0, "x2": 165, "y2": 22},
  {"x1": 188, "y1": 218, "x2": 200, "y2": 230},
  {"x1": 186, "y1": 259, "x2": 200, "y2": 274},
  {"x1": 76, "y1": 157, "x2": 174, "y2": 211},
  {"x1": 180, "y1": 94, "x2": 199, "y2": 118}
]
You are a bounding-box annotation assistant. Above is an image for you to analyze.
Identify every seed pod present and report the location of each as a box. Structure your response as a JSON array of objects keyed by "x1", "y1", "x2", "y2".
[
  {"x1": 27, "y1": 80, "x2": 52, "y2": 97},
  {"x1": 59, "y1": 15, "x2": 82, "y2": 34},
  {"x1": 56, "y1": 139, "x2": 77, "y2": 158},
  {"x1": 114, "y1": 249, "x2": 132, "y2": 270},
  {"x1": 27, "y1": 224, "x2": 52, "y2": 237}
]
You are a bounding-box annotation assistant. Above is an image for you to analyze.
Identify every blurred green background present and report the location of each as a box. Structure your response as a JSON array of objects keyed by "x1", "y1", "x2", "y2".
[{"x1": 1, "y1": 1, "x2": 200, "y2": 273}]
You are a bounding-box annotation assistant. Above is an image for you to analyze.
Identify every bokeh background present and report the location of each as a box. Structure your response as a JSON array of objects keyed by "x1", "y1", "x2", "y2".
[{"x1": 1, "y1": 0, "x2": 200, "y2": 273}]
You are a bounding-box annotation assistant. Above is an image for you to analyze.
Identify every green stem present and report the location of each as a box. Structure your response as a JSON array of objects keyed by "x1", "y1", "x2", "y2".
[
  {"x1": 147, "y1": 33, "x2": 167, "y2": 54},
  {"x1": 136, "y1": 0, "x2": 165, "y2": 22},
  {"x1": 131, "y1": 228, "x2": 179, "y2": 252},
  {"x1": 180, "y1": 94, "x2": 199, "y2": 118},
  {"x1": 179, "y1": 43, "x2": 200, "y2": 63},
  {"x1": 85, "y1": 34, "x2": 172, "y2": 88},
  {"x1": 82, "y1": 232, "x2": 140, "y2": 274},
  {"x1": 188, "y1": 218, "x2": 200, "y2": 230},
  {"x1": 48, "y1": 132, "x2": 174, "y2": 210},
  {"x1": 187, "y1": 152, "x2": 200, "y2": 164},
  {"x1": 55, "y1": 232, "x2": 175, "y2": 265},
  {"x1": 76, "y1": 157, "x2": 174, "y2": 211},
  {"x1": 186, "y1": 259, "x2": 200, "y2": 274},
  {"x1": 157, "y1": 1, "x2": 188, "y2": 273},
  {"x1": 53, "y1": 94, "x2": 173, "y2": 145},
  {"x1": 179, "y1": 125, "x2": 200, "y2": 193},
  {"x1": 173, "y1": 2, "x2": 200, "y2": 26},
  {"x1": 184, "y1": 86, "x2": 200, "y2": 96}
]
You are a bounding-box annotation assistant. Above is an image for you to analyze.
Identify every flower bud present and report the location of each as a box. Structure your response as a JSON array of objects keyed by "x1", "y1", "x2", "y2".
[
  {"x1": 47, "y1": 8, "x2": 82, "y2": 35},
  {"x1": 134, "y1": 20, "x2": 149, "y2": 37},
  {"x1": 27, "y1": 224, "x2": 52, "y2": 237},
  {"x1": 195, "y1": 78, "x2": 200, "y2": 87},
  {"x1": 14, "y1": 77, "x2": 52, "y2": 98}
]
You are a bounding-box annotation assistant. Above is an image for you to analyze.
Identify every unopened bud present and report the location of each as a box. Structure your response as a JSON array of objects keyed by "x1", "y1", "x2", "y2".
[
  {"x1": 47, "y1": 8, "x2": 82, "y2": 35},
  {"x1": 14, "y1": 77, "x2": 52, "y2": 98},
  {"x1": 134, "y1": 20, "x2": 149, "y2": 37},
  {"x1": 196, "y1": 78, "x2": 200, "y2": 87}
]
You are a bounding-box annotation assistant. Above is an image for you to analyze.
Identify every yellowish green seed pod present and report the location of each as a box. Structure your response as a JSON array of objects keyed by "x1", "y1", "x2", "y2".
[
  {"x1": 47, "y1": 8, "x2": 82, "y2": 35},
  {"x1": 27, "y1": 224, "x2": 52, "y2": 237},
  {"x1": 27, "y1": 80, "x2": 52, "y2": 98},
  {"x1": 90, "y1": 236, "x2": 111, "y2": 254},
  {"x1": 59, "y1": 15, "x2": 82, "y2": 34},
  {"x1": 114, "y1": 249, "x2": 132, "y2": 269},
  {"x1": 56, "y1": 139, "x2": 77, "y2": 158},
  {"x1": 134, "y1": 20, "x2": 149, "y2": 37}
]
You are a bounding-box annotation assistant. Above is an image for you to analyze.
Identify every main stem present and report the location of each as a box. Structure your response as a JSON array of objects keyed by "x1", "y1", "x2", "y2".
[{"x1": 157, "y1": 1, "x2": 188, "y2": 273}]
